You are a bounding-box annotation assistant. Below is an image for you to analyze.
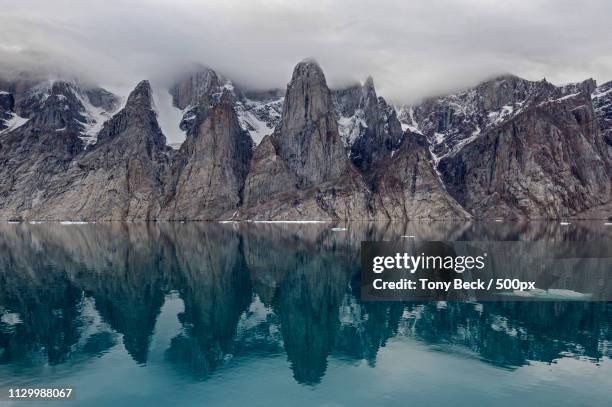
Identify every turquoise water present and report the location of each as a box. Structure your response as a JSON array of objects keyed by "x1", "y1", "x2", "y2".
[{"x1": 0, "y1": 222, "x2": 610, "y2": 406}]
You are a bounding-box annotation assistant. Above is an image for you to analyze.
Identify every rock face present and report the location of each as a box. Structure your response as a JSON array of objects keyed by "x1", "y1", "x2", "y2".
[
  {"x1": 170, "y1": 67, "x2": 224, "y2": 135},
  {"x1": 0, "y1": 79, "x2": 119, "y2": 144},
  {"x1": 333, "y1": 77, "x2": 404, "y2": 182},
  {"x1": 0, "y1": 91, "x2": 14, "y2": 131},
  {"x1": 239, "y1": 59, "x2": 374, "y2": 220},
  {"x1": 0, "y1": 81, "x2": 93, "y2": 220},
  {"x1": 593, "y1": 81, "x2": 612, "y2": 154},
  {"x1": 375, "y1": 133, "x2": 470, "y2": 219},
  {"x1": 161, "y1": 91, "x2": 253, "y2": 220},
  {"x1": 26, "y1": 81, "x2": 170, "y2": 220},
  {"x1": 437, "y1": 83, "x2": 611, "y2": 218},
  {"x1": 1, "y1": 65, "x2": 610, "y2": 221},
  {"x1": 273, "y1": 60, "x2": 349, "y2": 187},
  {"x1": 396, "y1": 75, "x2": 611, "y2": 218},
  {"x1": 170, "y1": 67, "x2": 283, "y2": 146}
]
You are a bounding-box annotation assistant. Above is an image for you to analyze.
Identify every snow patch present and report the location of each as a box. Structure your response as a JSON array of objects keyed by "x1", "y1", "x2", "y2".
[
  {"x1": 337, "y1": 109, "x2": 367, "y2": 148},
  {"x1": 0, "y1": 113, "x2": 29, "y2": 134},
  {"x1": 152, "y1": 86, "x2": 187, "y2": 148},
  {"x1": 235, "y1": 95, "x2": 283, "y2": 146},
  {"x1": 592, "y1": 87, "x2": 612, "y2": 99}
]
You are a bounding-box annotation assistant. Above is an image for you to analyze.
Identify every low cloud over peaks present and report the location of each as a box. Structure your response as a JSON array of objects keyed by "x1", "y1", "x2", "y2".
[{"x1": 1, "y1": 0, "x2": 611, "y2": 103}]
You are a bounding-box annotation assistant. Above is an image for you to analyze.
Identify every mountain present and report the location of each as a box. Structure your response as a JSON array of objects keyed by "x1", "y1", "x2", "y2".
[
  {"x1": 332, "y1": 76, "x2": 467, "y2": 218},
  {"x1": 0, "y1": 79, "x2": 119, "y2": 144},
  {"x1": 593, "y1": 81, "x2": 612, "y2": 151},
  {"x1": 0, "y1": 63, "x2": 610, "y2": 220},
  {"x1": 374, "y1": 132, "x2": 470, "y2": 219},
  {"x1": 0, "y1": 80, "x2": 121, "y2": 220},
  {"x1": 398, "y1": 75, "x2": 611, "y2": 218},
  {"x1": 333, "y1": 77, "x2": 404, "y2": 183},
  {"x1": 6, "y1": 80, "x2": 171, "y2": 220},
  {"x1": 161, "y1": 90, "x2": 253, "y2": 220},
  {"x1": 238, "y1": 59, "x2": 374, "y2": 220},
  {"x1": 169, "y1": 67, "x2": 282, "y2": 146}
]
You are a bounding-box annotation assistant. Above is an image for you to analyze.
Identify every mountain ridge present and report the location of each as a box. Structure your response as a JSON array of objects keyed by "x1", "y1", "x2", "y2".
[{"x1": 0, "y1": 62, "x2": 610, "y2": 220}]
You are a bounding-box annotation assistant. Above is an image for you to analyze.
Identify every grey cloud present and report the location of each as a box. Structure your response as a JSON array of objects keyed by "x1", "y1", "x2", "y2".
[{"x1": 1, "y1": 0, "x2": 611, "y2": 104}]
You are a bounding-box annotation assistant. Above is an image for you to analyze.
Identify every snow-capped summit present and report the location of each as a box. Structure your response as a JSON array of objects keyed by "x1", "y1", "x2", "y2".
[
  {"x1": 332, "y1": 76, "x2": 403, "y2": 180},
  {"x1": 0, "y1": 78, "x2": 120, "y2": 145},
  {"x1": 397, "y1": 75, "x2": 598, "y2": 163},
  {"x1": 168, "y1": 68, "x2": 283, "y2": 147}
]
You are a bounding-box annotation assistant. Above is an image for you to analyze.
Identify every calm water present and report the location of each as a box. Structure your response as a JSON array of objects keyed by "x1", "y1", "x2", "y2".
[{"x1": 0, "y1": 221, "x2": 611, "y2": 406}]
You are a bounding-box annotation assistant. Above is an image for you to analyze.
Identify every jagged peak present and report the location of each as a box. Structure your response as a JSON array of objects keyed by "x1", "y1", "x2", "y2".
[
  {"x1": 218, "y1": 88, "x2": 236, "y2": 107},
  {"x1": 126, "y1": 80, "x2": 153, "y2": 109},
  {"x1": 361, "y1": 75, "x2": 377, "y2": 102},
  {"x1": 290, "y1": 58, "x2": 326, "y2": 83},
  {"x1": 170, "y1": 67, "x2": 223, "y2": 110}
]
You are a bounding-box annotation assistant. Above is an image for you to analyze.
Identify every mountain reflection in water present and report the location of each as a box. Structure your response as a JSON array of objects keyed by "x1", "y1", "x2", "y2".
[{"x1": 0, "y1": 221, "x2": 610, "y2": 405}]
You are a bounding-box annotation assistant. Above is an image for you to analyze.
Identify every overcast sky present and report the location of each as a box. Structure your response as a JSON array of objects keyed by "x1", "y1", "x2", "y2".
[{"x1": 1, "y1": 0, "x2": 611, "y2": 103}]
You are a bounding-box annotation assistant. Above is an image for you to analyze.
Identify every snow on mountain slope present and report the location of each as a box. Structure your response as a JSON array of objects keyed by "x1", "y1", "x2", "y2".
[
  {"x1": 0, "y1": 79, "x2": 120, "y2": 145},
  {"x1": 332, "y1": 79, "x2": 403, "y2": 163},
  {"x1": 152, "y1": 85, "x2": 186, "y2": 149},
  {"x1": 234, "y1": 91, "x2": 283, "y2": 145},
  {"x1": 0, "y1": 112, "x2": 29, "y2": 134},
  {"x1": 396, "y1": 75, "x2": 598, "y2": 163},
  {"x1": 170, "y1": 68, "x2": 283, "y2": 147},
  {"x1": 593, "y1": 81, "x2": 612, "y2": 147}
]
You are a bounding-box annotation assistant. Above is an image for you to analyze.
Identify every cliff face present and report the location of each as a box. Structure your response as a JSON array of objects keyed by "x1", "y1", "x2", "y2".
[
  {"x1": 397, "y1": 76, "x2": 611, "y2": 219},
  {"x1": 437, "y1": 87, "x2": 611, "y2": 218},
  {"x1": 273, "y1": 60, "x2": 350, "y2": 188},
  {"x1": 0, "y1": 64, "x2": 610, "y2": 221},
  {"x1": 0, "y1": 81, "x2": 92, "y2": 220},
  {"x1": 239, "y1": 60, "x2": 375, "y2": 220},
  {"x1": 375, "y1": 133, "x2": 470, "y2": 219},
  {"x1": 334, "y1": 77, "x2": 404, "y2": 183},
  {"x1": 19, "y1": 81, "x2": 170, "y2": 220},
  {"x1": 161, "y1": 91, "x2": 253, "y2": 220},
  {"x1": 593, "y1": 81, "x2": 612, "y2": 163}
]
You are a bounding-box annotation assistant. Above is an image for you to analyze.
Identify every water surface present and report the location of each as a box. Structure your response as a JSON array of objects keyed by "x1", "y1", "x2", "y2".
[{"x1": 0, "y1": 221, "x2": 610, "y2": 406}]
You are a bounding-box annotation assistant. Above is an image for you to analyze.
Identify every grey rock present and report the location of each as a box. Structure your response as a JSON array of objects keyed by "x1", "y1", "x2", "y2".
[
  {"x1": 240, "y1": 59, "x2": 374, "y2": 220},
  {"x1": 242, "y1": 134, "x2": 298, "y2": 206},
  {"x1": 0, "y1": 92, "x2": 14, "y2": 130},
  {"x1": 170, "y1": 68, "x2": 225, "y2": 135},
  {"x1": 375, "y1": 133, "x2": 470, "y2": 219},
  {"x1": 272, "y1": 59, "x2": 350, "y2": 188},
  {"x1": 438, "y1": 88, "x2": 611, "y2": 218},
  {"x1": 84, "y1": 87, "x2": 120, "y2": 111},
  {"x1": 345, "y1": 77, "x2": 404, "y2": 182},
  {"x1": 593, "y1": 81, "x2": 612, "y2": 151},
  {"x1": 21, "y1": 80, "x2": 171, "y2": 220},
  {"x1": 170, "y1": 67, "x2": 222, "y2": 110},
  {"x1": 161, "y1": 90, "x2": 253, "y2": 220}
]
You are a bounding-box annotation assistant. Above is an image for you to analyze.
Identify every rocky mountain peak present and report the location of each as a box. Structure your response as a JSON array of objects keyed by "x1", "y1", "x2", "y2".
[
  {"x1": 219, "y1": 88, "x2": 235, "y2": 106},
  {"x1": 291, "y1": 58, "x2": 325, "y2": 81},
  {"x1": 273, "y1": 59, "x2": 348, "y2": 187},
  {"x1": 170, "y1": 68, "x2": 221, "y2": 110},
  {"x1": 126, "y1": 80, "x2": 154, "y2": 110},
  {"x1": 96, "y1": 80, "x2": 165, "y2": 148},
  {"x1": 332, "y1": 75, "x2": 403, "y2": 182},
  {"x1": 161, "y1": 84, "x2": 253, "y2": 220},
  {"x1": 362, "y1": 76, "x2": 375, "y2": 94},
  {"x1": 281, "y1": 58, "x2": 334, "y2": 129}
]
